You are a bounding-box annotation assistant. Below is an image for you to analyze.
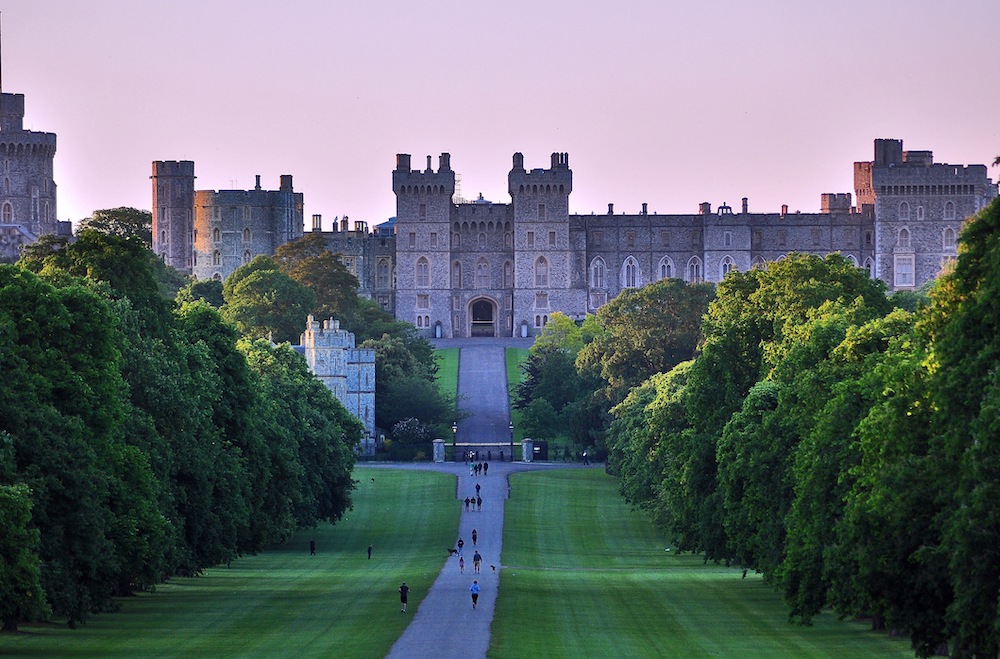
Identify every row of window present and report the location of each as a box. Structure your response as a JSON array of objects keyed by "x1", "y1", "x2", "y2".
[
  {"x1": 882, "y1": 185, "x2": 974, "y2": 196},
  {"x1": 895, "y1": 226, "x2": 957, "y2": 249},
  {"x1": 1, "y1": 200, "x2": 52, "y2": 224},
  {"x1": 898, "y1": 201, "x2": 957, "y2": 221}
]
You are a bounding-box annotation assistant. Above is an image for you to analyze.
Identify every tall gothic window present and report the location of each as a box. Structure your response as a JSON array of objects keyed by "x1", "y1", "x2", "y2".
[
  {"x1": 657, "y1": 257, "x2": 673, "y2": 280},
  {"x1": 212, "y1": 250, "x2": 221, "y2": 266},
  {"x1": 476, "y1": 259, "x2": 490, "y2": 288},
  {"x1": 898, "y1": 228, "x2": 911, "y2": 248},
  {"x1": 899, "y1": 202, "x2": 910, "y2": 221},
  {"x1": 452, "y1": 261, "x2": 461, "y2": 288},
  {"x1": 943, "y1": 227, "x2": 956, "y2": 249},
  {"x1": 721, "y1": 255, "x2": 736, "y2": 278},
  {"x1": 687, "y1": 256, "x2": 703, "y2": 283},
  {"x1": 416, "y1": 257, "x2": 430, "y2": 288},
  {"x1": 2, "y1": 202, "x2": 12, "y2": 222},
  {"x1": 534, "y1": 256, "x2": 549, "y2": 287},
  {"x1": 591, "y1": 258, "x2": 606, "y2": 288},
  {"x1": 622, "y1": 257, "x2": 638, "y2": 288},
  {"x1": 944, "y1": 201, "x2": 956, "y2": 220}
]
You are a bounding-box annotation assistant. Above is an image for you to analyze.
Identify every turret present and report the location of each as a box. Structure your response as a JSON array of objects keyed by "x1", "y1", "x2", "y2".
[{"x1": 151, "y1": 160, "x2": 196, "y2": 273}]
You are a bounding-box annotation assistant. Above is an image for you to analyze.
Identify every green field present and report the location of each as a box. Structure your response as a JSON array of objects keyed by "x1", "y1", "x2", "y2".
[
  {"x1": 1, "y1": 468, "x2": 457, "y2": 658},
  {"x1": 505, "y1": 347, "x2": 529, "y2": 441},
  {"x1": 435, "y1": 347, "x2": 459, "y2": 399},
  {"x1": 491, "y1": 469, "x2": 912, "y2": 658}
]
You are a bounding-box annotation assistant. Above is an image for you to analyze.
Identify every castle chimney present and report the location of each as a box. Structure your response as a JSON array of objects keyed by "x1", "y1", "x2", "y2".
[
  {"x1": 280, "y1": 175, "x2": 293, "y2": 192},
  {"x1": 781, "y1": 204, "x2": 788, "y2": 218},
  {"x1": 608, "y1": 203, "x2": 614, "y2": 215},
  {"x1": 426, "y1": 155, "x2": 433, "y2": 172},
  {"x1": 439, "y1": 153, "x2": 451, "y2": 171},
  {"x1": 699, "y1": 202, "x2": 711, "y2": 215},
  {"x1": 512, "y1": 152, "x2": 524, "y2": 171},
  {"x1": 255, "y1": 175, "x2": 261, "y2": 191},
  {"x1": 312, "y1": 214, "x2": 322, "y2": 232},
  {"x1": 742, "y1": 197, "x2": 748, "y2": 214},
  {"x1": 642, "y1": 202, "x2": 648, "y2": 215},
  {"x1": 551, "y1": 153, "x2": 560, "y2": 168},
  {"x1": 341, "y1": 216, "x2": 349, "y2": 232},
  {"x1": 332, "y1": 216, "x2": 339, "y2": 232},
  {"x1": 396, "y1": 154, "x2": 412, "y2": 172}
]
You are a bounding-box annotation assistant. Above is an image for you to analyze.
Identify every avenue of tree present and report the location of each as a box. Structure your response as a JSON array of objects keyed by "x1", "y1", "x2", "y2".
[
  {"x1": 517, "y1": 197, "x2": 1000, "y2": 657},
  {"x1": 0, "y1": 212, "x2": 454, "y2": 630}
]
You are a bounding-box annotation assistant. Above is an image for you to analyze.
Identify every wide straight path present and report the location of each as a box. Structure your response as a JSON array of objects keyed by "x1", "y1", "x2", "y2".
[{"x1": 381, "y1": 339, "x2": 577, "y2": 659}]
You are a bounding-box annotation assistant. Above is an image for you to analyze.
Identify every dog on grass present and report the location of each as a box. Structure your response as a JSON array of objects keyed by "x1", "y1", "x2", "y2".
[
  {"x1": 490, "y1": 565, "x2": 496, "y2": 573},
  {"x1": 447, "y1": 548, "x2": 459, "y2": 556}
]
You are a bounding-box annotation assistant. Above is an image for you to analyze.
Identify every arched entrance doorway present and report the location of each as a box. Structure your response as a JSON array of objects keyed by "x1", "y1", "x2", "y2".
[{"x1": 469, "y1": 298, "x2": 497, "y2": 337}]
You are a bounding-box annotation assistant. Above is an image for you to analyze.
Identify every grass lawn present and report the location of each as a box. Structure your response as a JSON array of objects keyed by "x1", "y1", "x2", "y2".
[
  {"x1": 435, "y1": 347, "x2": 459, "y2": 399},
  {"x1": 491, "y1": 469, "x2": 912, "y2": 658},
  {"x1": 505, "y1": 347, "x2": 529, "y2": 441},
  {"x1": 2, "y1": 467, "x2": 457, "y2": 658}
]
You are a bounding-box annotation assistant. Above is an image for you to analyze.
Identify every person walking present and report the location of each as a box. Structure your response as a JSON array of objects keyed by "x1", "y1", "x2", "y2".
[
  {"x1": 459, "y1": 556, "x2": 465, "y2": 574},
  {"x1": 475, "y1": 483, "x2": 481, "y2": 497},
  {"x1": 476, "y1": 495, "x2": 482, "y2": 511},
  {"x1": 464, "y1": 497, "x2": 470, "y2": 511},
  {"x1": 399, "y1": 582, "x2": 409, "y2": 613},
  {"x1": 368, "y1": 543, "x2": 373, "y2": 560},
  {"x1": 470, "y1": 580, "x2": 481, "y2": 609},
  {"x1": 483, "y1": 462, "x2": 489, "y2": 476},
  {"x1": 309, "y1": 538, "x2": 315, "y2": 555},
  {"x1": 457, "y1": 537, "x2": 465, "y2": 556},
  {"x1": 471, "y1": 529, "x2": 478, "y2": 546},
  {"x1": 473, "y1": 550, "x2": 482, "y2": 574}
]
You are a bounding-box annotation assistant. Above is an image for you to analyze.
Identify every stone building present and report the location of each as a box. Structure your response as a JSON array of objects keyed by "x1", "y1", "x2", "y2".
[
  {"x1": 0, "y1": 91, "x2": 70, "y2": 262},
  {"x1": 390, "y1": 140, "x2": 995, "y2": 338},
  {"x1": 151, "y1": 161, "x2": 304, "y2": 279},
  {"x1": 297, "y1": 315, "x2": 377, "y2": 455}
]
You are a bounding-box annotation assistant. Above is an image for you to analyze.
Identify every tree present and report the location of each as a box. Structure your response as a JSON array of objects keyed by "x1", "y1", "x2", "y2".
[
  {"x1": 221, "y1": 256, "x2": 315, "y2": 343},
  {"x1": 0, "y1": 478, "x2": 50, "y2": 631},
  {"x1": 78, "y1": 207, "x2": 152, "y2": 244},
  {"x1": 273, "y1": 233, "x2": 359, "y2": 320},
  {"x1": 578, "y1": 278, "x2": 714, "y2": 402},
  {"x1": 176, "y1": 278, "x2": 225, "y2": 307}
]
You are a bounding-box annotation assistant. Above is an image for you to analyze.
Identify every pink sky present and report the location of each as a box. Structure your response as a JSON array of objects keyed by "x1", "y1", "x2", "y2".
[{"x1": 6, "y1": 1, "x2": 999, "y2": 228}]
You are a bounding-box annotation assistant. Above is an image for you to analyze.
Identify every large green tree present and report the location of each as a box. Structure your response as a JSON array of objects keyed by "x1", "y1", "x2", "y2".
[
  {"x1": 273, "y1": 233, "x2": 360, "y2": 320},
  {"x1": 221, "y1": 256, "x2": 315, "y2": 344},
  {"x1": 78, "y1": 207, "x2": 152, "y2": 244}
]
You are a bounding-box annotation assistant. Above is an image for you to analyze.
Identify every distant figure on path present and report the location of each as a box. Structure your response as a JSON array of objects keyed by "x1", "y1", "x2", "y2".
[
  {"x1": 583, "y1": 450, "x2": 589, "y2": 465},
  {"x1": 471, "y1": 529, "x2": 478, "y2": 546},
  {"x1": 457, "y1": 537, "x2": 465, "y2": 556},
  {"x1": 483, "y1": 462, "x2": 489, "y2": 476},
  {"x1": 488, "y1": 450, "x2": 492, "y2": 461},
  {"x1": 473, "y1": 550, "x2": 482, "y2": 574},
  {"x1": 477, "y1": 496, "x2": 482, "y2": 511},
  {"x1": 475, "y1": 483, "x2": 481, "y2": 496},
  {"x1": 500, "y1": 450, "x2": 504, "y2": 462},
  {"x1": 459, "y1": 556, "x2": 465, "y2": 573},
  {"x1": 470, "y1": 580, "x2": 481, "y2": 609},
  {"x1": 368, "y1": 544, "x2": 373, "y2": 560},
  {"x1": 464, "y1": 497, "x2": 470, "y2": 511},
  {"x1": 399, "y1": 582, "x2": 409, "y2": 613},
  {"x1": 310, "y1": 538, "x2": 315, "y2": 555}
]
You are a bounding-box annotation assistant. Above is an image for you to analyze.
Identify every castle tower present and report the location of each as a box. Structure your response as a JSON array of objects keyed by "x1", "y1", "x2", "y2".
[
  {"x1": 151, "y1": 161, "x2": 195, "y2": 273},
  {"x1": 508, "y1": 152, "x2": 585, "y2": 336},
  {"x1": 0, "y1": 93, "x2": 59, "y2": 237},
  {"x1": 300, "y1": 315, "x2": 376, "y2": 455},
  {"x1": 392, "y1": 153, "x2": 456, "y2": 336}
]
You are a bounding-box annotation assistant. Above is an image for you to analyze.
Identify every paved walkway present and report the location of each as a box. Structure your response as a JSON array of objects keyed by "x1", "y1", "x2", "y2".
[{"x1": 374, "y1": 340, "x2": 579, "y2": 658}]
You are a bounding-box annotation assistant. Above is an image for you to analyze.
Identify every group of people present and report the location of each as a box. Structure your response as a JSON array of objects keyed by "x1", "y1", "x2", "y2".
[{"x1": 468, "y1": 460, "x2": 490, "y2": 477}]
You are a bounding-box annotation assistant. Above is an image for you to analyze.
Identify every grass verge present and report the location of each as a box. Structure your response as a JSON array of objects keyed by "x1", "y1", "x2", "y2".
[
  {"x1": 505, "y1": 347, "x2": 529, "y2": 441},
  {"x1": 2, "y1": 467, "x2": 457, "y2": 658},
  {"x1": 435, "y1": 347, "x2": 459, "y2": 399},
  {"x1": 491, "y1": 469, "x2": 911, "y2": 658}
]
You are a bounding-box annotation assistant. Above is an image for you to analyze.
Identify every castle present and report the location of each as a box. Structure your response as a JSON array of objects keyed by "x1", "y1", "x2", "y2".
[
  {"x1": 296, "y1": 316, "x2": 376, "y2": 455},
  {"x1": 152, "y1": 138, "x2": 996, "y2": 339},
  {"x1": 0, "y1": 91, "x2": 70, "y2": 262}
]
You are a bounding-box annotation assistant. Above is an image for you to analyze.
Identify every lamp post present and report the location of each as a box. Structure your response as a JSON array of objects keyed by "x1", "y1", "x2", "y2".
[
  {"x1": 452, "y1": 422, "x2": 457, "y2": 462},
  {"x1": 508, "y1": 421, "x2": 514, "y2": 463}
]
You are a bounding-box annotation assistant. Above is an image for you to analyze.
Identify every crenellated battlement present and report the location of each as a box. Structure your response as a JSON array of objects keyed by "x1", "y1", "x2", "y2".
[
  {"x1": 508, "y1": 152, "x2": 573, "y2": 196},
  {"x1": 392, "y1": 153, "x2": 456, "y2": 196}
]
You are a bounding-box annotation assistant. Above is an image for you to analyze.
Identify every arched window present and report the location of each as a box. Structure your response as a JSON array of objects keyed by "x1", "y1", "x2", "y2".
[
  {"x1": 416, "y1": 257, "x2": 430, "y2": 288},
  {"x1": 503, "y1": 261, "x2": 512, "y2": 288},
  {"x1": 452, "y1": 232, "x2": 461, "y2": 248},
  {"x1": 899, "y1": 202, "x2": 910, "y2": 221},
  {"x1": 417, "y1": 316, "x2": 424, "y2": 328},
  {"x1": 161, "y1": 230, "x2": 167, "y2": 244},
  {"x1": 378, "y1": 259, "x2": 390, "y2": 289},
  {"x1": 243, "y1": 250, "x2": 252, "y2": 265},
  {"x1": 243, "y1": 228, "x2": 251, "y2": 242},
  {"x1": 720, "y1": 255, "x2": 736, "y2": 278},
  {"x1": 944, "y1": 201, "x2": 956, "y2": 220},
  {"x1": 478, "y1": 232, "x2": 486, "y2": 249},
  {"x1": 212, "y1": 227, "x2": 221, "y2": 242},
  {"x1": 504, "y1": 232, "x2": 512, "y2": 248},
  {"x1": 898, "y1": 228, "x2": 911, "y2": 248},
  {"x1": 452, "y1": 261, "x2": 461, "y2": 288},
  {"x1": 687, "y1": 256, "x2": 703, "y2": 283},
  {"x1": 2, "y1": 202, "x2": 12, "y2": 222},
  {"x1": 657, "y1": 257, "x2": 673, "y2": 280},
  {"x1": 751, "y1": 256, "x2": 767, "y2": 270},
  {"x1": 864, "y1": 257, "x2": 875, "y2": 279},
  {"x1": 212, "y1": 272, "x2": 222, "y2": 281},
  {"x1": 212, "y1": 250, "x2": 221, "y2": 266},
  {"x1": 943, "y1": 227, "x2": 956, "y2": 249},
  {"x1": 534, "y1": 257, "x2": 548, "y2": 287},
  {"x1": 476, "y1": 259, "x2": 490, "y2": 289},
  {"x1": 590, "y1": 258, "x2": 606, "y2": 288},
  {"x1": 622, "y1": 257, "x2": 639, "y2": 288},
  {"x1": 916, "y1": 206, "x2": 925, "y2": 221}
]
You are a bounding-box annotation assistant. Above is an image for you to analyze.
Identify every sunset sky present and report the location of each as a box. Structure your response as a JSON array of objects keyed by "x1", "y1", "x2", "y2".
[{"x1": 5, "y1": 0, "x2": 999, "y2": 228}]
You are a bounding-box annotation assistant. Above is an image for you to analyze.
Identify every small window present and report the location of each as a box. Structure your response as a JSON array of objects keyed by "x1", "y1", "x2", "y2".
[
  {"x1": 626, "y1": 231, "x2": 635, "y2": 249},
  {"x1": 916, "y1": 206, "x2": 924, "y2": 221},
  {"x1": 452, "y1": 261, "x2": 461, "y2": 288},
  {"x1": 479, "y1": 233, "x2": 486, "y2": 249},
  {"x1": 943, "y1": 227, "x2": 956, "y2": 249},
  {"x1": 416, "y1": 257, "x2": 430, "y2": 287},
  {"x1": 243, "y1": 250, "x2": 251, "y2": 265},
  {"x1": 416, "y1": 294, "x2": 430, "y2": 309},
  {"x1": 593, "y1": 231, "x2": 603, "y2": 247},
  {"x1": 527, "y1": 231, "x2": 535, "y2": 249},
  {"x1": 408, "y1": 232, "x2": 416, "y2": 249},
  {"x1": 534, "y1": 257, "x2": 549, "y2": 287},
  {"x1": 944, "y1": 201, "x2": 956, "y2": 220},
  {"x1": 898, "y1": 228, "x2": 911, "y2": 249},
  {"x1": 212, "y1": 250, "x2": 221, "y2": 266},
  {"x1": 476, "y1": 259, "x2": 489, "y2": 288},
  {"x1": 899, "y1": 202, "x2": 910, "y2": 221},
  {"x1": 724, "y1": 231, "x2": 732, "y2": 248},
  {"x1": 213, "y1": 227, "x2": 221, "y2": 242},
  {"x1": 503, "y1": 261, "x2": 512, "y2": 288},
  {"x1": 430, "y1": 232, "x2": 438, "y2": 248},
  {"x1": 419, "y1": 203, "x2": 426, "y2": 218},
  {"x1": 535, "y1": 292, "x2": 549, "y2": 309},
  {"x1": 548, "y1": 231, "x2": 556, "y2": 247},
  {"x1": 660, "y1": 230, "x2": 670, "y2": 247},
  {"x1": 242, "y1": 228, "x2": 251, "y2": 242},
  {"x1": 538, "y1": 203, "x2": 546, "y2": 220}
]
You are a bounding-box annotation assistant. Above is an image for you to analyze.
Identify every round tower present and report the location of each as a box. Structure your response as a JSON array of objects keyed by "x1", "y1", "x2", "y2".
[{"x1": 0, "y1": 93, "x2": 58, "y2": 236}]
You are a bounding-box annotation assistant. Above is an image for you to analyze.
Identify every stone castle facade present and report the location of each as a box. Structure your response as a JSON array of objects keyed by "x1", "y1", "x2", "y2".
[
  {"x1": 0, "y1": 91, "x2": 70, "y2": 262},
  {"x1": 151, "y1": 161, "x2": 304, "y2": 279},
  {"x1": 296, "y1": 316, "x2": 376, "y2": 455},
  {"x1": 152, "y1": 138, "x2": 996, "y2": 339}
]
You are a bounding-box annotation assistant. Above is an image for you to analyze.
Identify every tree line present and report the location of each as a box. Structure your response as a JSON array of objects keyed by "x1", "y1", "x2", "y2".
[
  {"x1": 0, "y1": 212, "x2": 453, "y2": 630},
  {"x1": 518, "y1": 199, "x2": 1000, "y2": 657}
]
